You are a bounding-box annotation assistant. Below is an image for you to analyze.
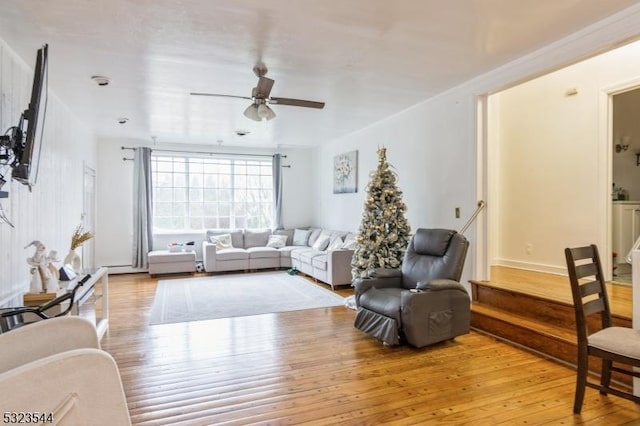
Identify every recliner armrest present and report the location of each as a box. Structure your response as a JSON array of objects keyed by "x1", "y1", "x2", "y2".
[
  {"x1": 369, "y1": 268, "x2": 402, "y2": 278},
  {"x1": 416, "y1": 279, "x2": 467, "y2": 293},
  {"x1": 353, "y1": 276, "x2": 403, "y2": 307}
]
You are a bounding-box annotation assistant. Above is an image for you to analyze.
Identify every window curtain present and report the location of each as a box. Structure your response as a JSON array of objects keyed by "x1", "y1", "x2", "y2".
[
  {"x1": 272, "y1": 154, "x2": 283, "y2": 229},
  {"x1": 132, "y1": 147, "x2": 153, "y2": 268}
]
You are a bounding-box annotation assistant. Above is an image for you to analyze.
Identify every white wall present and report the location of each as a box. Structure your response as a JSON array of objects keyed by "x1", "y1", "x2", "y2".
[
  {"x1": 95, "y1": 139, "x2": 315, "y2": 269},
  {"x1": 315, "y1": 94, "x2": 476, "y2": 233},
  {"x1": 95, "y1": 138, "x2": 134, "y2": 269},
  {"x1": 492, "y1": 40, "x2": 640, "y2": 274},
  {"x1": 313, "y1": 5, "x2": 640, "y2": 285},
  {"x1": 0, "y1": 38, "x2": 97, "y2": 305},
  {"x1": 314, "y1": 88, "x2": 478, "y2": 284}
]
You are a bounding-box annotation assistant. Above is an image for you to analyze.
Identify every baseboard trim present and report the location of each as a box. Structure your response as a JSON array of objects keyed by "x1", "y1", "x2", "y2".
[{"x1": 492, "y1": 259, "x2": 566, "y2": 276}]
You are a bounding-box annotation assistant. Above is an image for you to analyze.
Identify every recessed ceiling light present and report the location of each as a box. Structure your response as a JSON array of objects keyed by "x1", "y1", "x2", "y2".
[
  {"x1": 91, "y1": 75, "x2": 111, "y2": 86},
  {"x1": 118, "y1": 117, "x2": 129, "y2": 124},
  {"x1": 235, "y1": 130, "x2": 250, "y2": 136}
]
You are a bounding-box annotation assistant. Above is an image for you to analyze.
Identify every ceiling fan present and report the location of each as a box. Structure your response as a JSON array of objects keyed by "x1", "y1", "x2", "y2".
[{"x1": 190, "y1": 64, "x2": 325, "y2": 122}]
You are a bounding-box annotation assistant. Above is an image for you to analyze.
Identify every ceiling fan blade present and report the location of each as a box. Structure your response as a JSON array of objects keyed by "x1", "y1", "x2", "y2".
[
  {"x1": 255, "y1": 77, "x2": 274, "y2": 98},
  {"x1": 190, "y1": 92, "x2": 252, "y2": 100},
  {"x1": 269, "y1": 97, "x2": 325, "y2": 109}
]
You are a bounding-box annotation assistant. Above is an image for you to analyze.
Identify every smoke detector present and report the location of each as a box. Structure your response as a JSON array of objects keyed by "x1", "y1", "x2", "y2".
[{"x1": 91, "y1": 75, "x2": 111, "y2": 86}]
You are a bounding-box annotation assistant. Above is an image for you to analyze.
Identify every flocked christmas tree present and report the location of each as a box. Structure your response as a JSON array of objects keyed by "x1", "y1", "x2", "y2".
[{"x1": 351, "y1": 147, "x2": 411, "y2": 279}]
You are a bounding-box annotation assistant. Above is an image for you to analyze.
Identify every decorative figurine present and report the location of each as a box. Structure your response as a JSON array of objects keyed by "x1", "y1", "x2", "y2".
[
  {"x1": 25, "y1": 240, "x2": 56, "y2": 293},
  {"x1": 46, "y1": 250, "x2": 60, "y2": 282}
]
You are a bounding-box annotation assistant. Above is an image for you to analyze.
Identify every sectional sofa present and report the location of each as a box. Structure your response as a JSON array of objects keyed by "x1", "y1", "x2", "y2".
[{"x1": 202, "y1": 227, "x2": 356, "y2": 289}]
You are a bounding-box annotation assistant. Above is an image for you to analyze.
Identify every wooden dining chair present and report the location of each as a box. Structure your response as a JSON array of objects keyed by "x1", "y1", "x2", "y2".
[{"x1": 564, "y1": 244, "x2": 640, "y2": 413}]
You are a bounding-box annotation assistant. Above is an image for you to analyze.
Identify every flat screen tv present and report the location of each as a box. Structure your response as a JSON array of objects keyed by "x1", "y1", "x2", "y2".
[{"x1": 11, "y1": 44, "x2": 48, "y2": 188}]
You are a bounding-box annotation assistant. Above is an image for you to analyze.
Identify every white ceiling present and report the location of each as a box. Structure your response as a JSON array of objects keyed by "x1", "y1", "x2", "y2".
[{"x1": 1, "y1": 0, "x2": 639, "y2": 148}]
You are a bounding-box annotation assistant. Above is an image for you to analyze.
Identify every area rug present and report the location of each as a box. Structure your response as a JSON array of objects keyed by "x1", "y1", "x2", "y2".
[{"x1": 149, "y1": 271, "x2": 345, "y2": 325}]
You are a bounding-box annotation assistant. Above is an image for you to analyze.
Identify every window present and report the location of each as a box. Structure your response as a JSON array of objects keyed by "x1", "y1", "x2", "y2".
[{"x1": 151, "y1": 154, "x2": 273, "y2": 232}]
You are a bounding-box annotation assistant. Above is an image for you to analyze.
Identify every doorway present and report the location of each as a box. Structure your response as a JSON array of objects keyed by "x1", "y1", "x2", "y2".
[
  {"x1": 477, "y1": 41, "x2": 640, "y2": 282},
  {"x1": 82, "y1": 164, "x2": 96, "y2": 272},
  {"x1": 611, "y1": 86, "x2": 640, "y2": 284}
]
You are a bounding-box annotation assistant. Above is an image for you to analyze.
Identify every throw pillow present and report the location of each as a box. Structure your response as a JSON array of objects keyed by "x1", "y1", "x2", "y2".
[
  {"x1": 266, "y1": 234, "x2": 287, "y2": 248},
  {"x1": 327, "y1": 237, "x2": 344, "y2": 250},
  {"x1": 342, "y1": 238, "x2": 357, "y2": 250},
  {"x1": 210, "y1": 233, "x2": 233, "y2": 250},
  {"x1": 273, "y1": 228, "x2": 294, "y2": 246},
  {"x1": 207, "y1": 229, "x2": 243, "y2": 248},
  {"x1": 292, "y1": 228, "x2": 311, "y2": 246},
  {"x1": 307, "y1": 228, "x2": 322, "y2": 247},
  {"x1": 311, "y1": 235, "x2": 330, "y2": 251}
]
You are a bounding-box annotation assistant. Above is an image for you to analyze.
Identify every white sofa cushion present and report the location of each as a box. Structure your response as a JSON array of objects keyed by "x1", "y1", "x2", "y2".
[
  {"x1": 245, "y1": 229, "x2": 271, "y2": 248},
  {"x1": 247, "y1": 247, "x2": 280, "y2": 259},
  {"x1": 291, "y1": 248, "x2": 311, "y2": 261},
  {"x1": 148, "y1": 250, "x2": 196, "y2": 264},
  {"x1": 299, "y1": 250, "x2": 325, "y2": 264},
  {"x1": 312, "y1": 235, "x2": 330, "y2": 251},
  {"x1": 312, "y1": 254, "x2": 328, "y2": 271},
  {"x1": 307, "y1": 228, "x2": 322, "y2": 247},
  {"x1": 327, "y1": 237, "x2": 344, "y2": 250},
  {"x1": 216, "y1": 248, "x2": 249, "y2": 261},
  {"x1": 273, "y1": 229, "x2": 294, "y2": 246},
  {"x1": 342, "y1": 233, "x2": 357, "y2": 250},
  {"x1": 266, "y1": 234, "x2": 287, "y2": 248},
  {"x1": 293, "y1": 229, "x2": 311, "y2": 246}
]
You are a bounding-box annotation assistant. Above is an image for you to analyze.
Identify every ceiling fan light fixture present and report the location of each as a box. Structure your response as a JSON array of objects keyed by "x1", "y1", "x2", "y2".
[
  {"x1": 243, "y1": 104, "x2": 261, "y2": 121},
  {"x1": 193, "y1": 63, "x2": 322, "y2": 122},
  {"x1": 257, "y1": 103, "x2": 276, "y2": 121}
]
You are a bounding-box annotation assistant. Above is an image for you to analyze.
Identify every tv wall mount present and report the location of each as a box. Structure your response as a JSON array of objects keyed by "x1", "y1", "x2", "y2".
[
  {"x1": 0, "y1": 43, "x2": 48, "y2": 199},
  {"x1": 0, "y1": 123, "x2": 26, "y2": 198}
]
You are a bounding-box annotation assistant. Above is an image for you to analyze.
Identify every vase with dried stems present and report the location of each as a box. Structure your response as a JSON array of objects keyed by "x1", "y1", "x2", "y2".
[{"x1": 63, "y1": 224, "x2": 94, "y2": 273}]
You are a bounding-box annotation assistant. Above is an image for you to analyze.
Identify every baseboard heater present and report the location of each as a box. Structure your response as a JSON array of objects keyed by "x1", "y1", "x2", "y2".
[{"x1": 103, "y1": 265, "x2": 147, "y2": 275}]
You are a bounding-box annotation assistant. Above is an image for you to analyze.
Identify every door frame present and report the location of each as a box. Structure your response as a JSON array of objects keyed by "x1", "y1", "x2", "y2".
[
  {"x1": 601, "y1": 76, "x2": 640, "y2": 280},
  {"x1": 474, "y1": 78, "x2": 640, "y2": 282},
  {"x1": 475, "y1": 95, "x2": 490, "y2": 281},
  {"x1": 82, "y1": 163, "x2": 96, "y2": 272}
]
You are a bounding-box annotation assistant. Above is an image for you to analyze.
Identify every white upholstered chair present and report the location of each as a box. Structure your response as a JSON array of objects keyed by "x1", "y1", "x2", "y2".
[{"x1": 0, "y1": 316, "x2": 131, "y2": 425}]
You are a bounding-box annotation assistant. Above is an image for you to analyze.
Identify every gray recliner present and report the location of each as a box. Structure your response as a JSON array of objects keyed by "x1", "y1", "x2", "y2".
[{"x1": 353, "y1": 228, "x2": 470, "y2": 348}]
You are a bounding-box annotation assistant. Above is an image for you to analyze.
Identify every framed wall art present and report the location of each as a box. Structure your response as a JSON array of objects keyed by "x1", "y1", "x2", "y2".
[{"x1": 333, "y1": 150, "x2": 357, "y2": 193}]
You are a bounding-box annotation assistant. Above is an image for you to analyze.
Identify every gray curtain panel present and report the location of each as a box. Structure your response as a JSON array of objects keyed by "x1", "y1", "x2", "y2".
[
  {"x1": 132, "y1": 147, "x2": 153, "y2": 268},
  {"x1": 272, "y1": 153, "x2": 283, "y2": 229}
]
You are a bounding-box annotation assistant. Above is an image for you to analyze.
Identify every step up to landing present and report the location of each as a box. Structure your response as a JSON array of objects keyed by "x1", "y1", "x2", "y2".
[{"x1": 469, "y1": 266, "x2": 633, "y2": 386}]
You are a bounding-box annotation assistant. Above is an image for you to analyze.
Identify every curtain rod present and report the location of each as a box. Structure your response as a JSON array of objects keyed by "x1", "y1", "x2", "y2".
[{"x1": 121, "y1": 146, "x2": 285, "y2": 159}]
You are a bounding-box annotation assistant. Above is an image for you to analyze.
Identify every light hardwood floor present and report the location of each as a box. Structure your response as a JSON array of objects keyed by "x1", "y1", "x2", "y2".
[
  {"x1": 101, "y1": 272, "x2": 640, "y2": 425},
  {"x1": 485, "y1": 266, "x2": 632, "y2": 318}
]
